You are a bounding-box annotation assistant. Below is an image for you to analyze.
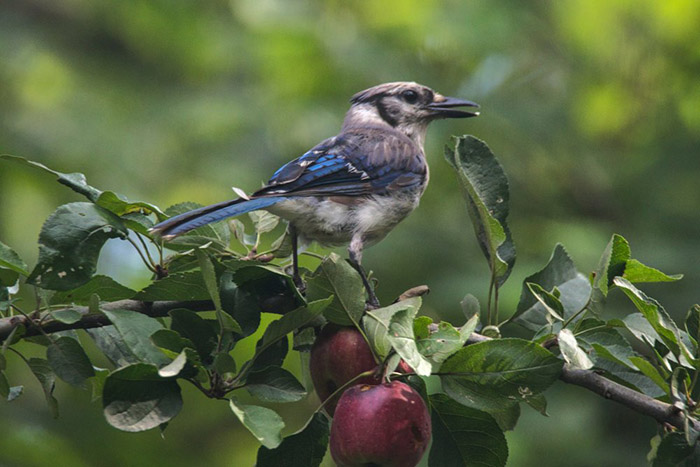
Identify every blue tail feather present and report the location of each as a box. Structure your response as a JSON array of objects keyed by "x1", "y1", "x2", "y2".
[{"x1": 151, "y1": 196, "x2": 285, "y2": 238}]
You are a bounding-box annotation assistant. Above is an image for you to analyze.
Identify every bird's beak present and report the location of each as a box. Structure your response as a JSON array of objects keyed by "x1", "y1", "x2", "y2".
[{"x1": 427, "y1": 95, "x2": 480, "y2": 118}]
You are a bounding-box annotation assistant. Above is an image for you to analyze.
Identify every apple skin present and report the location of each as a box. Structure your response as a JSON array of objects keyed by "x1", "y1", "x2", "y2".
[
  {"x1": 309, "y1": 324, "x2": 379, "y2": 415},
  {"x1": 329, "y1": 381, "x2": 431, "y2": 467}
]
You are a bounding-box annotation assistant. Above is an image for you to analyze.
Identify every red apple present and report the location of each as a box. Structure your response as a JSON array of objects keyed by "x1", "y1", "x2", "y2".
[
  {"x1": 329, "y1": 381, "x2": 431, "y2": 467},
  {"x1": 309, "y1": 324, "x2": 379, "y2": 415}
]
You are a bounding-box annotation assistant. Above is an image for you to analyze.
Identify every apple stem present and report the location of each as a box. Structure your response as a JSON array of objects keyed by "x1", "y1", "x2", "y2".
[{"x1": 313, "y1": 369, "x2": 377, "y2": 415}]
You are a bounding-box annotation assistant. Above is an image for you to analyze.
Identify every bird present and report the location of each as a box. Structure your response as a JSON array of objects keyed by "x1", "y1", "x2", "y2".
[{"x1": 150, "y1": 82, "x2": 479, "y2": 308}]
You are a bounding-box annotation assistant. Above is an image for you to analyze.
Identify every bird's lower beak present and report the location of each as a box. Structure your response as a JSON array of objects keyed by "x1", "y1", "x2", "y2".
[{"x1": 427, "y1": 96, "x2": 480, "y2": 118}]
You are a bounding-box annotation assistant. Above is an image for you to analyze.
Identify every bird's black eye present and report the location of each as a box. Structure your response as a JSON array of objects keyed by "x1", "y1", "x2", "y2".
[{"x1": 401, "y1": 90, "x2": 419, "y2": 104}]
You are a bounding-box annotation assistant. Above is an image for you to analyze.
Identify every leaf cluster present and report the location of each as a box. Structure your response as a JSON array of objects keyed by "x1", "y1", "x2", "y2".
[{"x1": 1, "y1": 137, "x2": 699, "y2": 466}]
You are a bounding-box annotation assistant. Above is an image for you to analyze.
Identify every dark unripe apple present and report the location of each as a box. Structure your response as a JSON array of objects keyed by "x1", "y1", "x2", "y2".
[
  {"x1": 309, "y1": 324, "x2": 379, "y2": 414},
  {"x1": 330, "y1": 381, "x2": 431, "y2": 467}
]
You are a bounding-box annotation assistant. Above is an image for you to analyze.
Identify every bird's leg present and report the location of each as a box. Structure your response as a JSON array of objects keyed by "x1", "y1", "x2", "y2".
[
  {"x1": 348, "y1": 235, "x2": 380, "y2": 309},
  {"x1": 290, "y1": 225, "x2": 305, "y2": 293}
]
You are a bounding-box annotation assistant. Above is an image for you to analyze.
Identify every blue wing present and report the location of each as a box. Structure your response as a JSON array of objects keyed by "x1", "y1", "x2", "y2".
[{"x1": 255, "y1": 127, "x2": 426, "y2": 198}]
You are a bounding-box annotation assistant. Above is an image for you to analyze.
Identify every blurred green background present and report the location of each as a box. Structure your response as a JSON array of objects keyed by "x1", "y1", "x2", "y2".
[{"x1": 1, "y1": 0, "x2": 698, "y2": 465}]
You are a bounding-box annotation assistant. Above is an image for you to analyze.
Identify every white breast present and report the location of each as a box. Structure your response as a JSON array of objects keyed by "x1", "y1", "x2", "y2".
[{"x1": 267, "y1": 193, "x2": 421, "y2": 247}]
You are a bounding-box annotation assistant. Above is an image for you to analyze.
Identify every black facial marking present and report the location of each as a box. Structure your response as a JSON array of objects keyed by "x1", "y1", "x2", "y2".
[{"x1": 376, "y1": 97, "x2": 399, "y2": 127}]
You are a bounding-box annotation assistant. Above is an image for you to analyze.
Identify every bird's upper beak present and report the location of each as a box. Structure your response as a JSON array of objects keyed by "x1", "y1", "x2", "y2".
[{"x1": 427, "y1": 95, "x2": 480, "y2": 118}]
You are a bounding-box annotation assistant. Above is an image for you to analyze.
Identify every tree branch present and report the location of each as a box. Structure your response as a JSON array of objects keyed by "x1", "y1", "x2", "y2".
[
  {"x1": 467, "y1": 332, "x2": 700, "y2": 432},
  {"x1": 0, "y1": 299, "x2": 214, "y2": 342},
  {"x1": 2, "y1": 300, "x2": 698, "y2": 433}
]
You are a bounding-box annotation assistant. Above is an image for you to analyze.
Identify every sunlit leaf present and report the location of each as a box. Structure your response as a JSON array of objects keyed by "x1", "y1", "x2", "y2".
[
  {"x1": 1, "y1": 155, "x2": 102, "y2": 201},
  {"x1": 229, "y1": 396, "x2": 284, "y2": 449},
  {"x1": 387, "y1": 308, "x2": 433, "y2": 376},
  {"x1": 557, "y1": 329, "x2": 593, "y2": 370},
  {"x1": 27, "y1": 203, "x2": 128, "y2": 290},
  {"x1": 362, "y1": 298, "x2": 422, "y2": 359},
  {"x1": 306, "y1": 253, "x2": 365, "y2": 326},
  {"x1": 440, "y1": 339, "x2": 562, "y2": 412},
  {"x1": 444, "y1": 135, "x2": 515, "y2": 287}
]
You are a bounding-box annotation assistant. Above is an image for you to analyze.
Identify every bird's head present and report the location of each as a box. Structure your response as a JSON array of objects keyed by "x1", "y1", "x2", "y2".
[{"x1": 343, "y1": 82, "x2": 479, "y2": 146}]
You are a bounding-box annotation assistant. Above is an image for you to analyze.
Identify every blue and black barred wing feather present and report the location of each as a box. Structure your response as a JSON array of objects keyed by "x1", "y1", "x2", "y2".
[{"x1": 254, "y1": 128, "x2": 426, "y2": 198}]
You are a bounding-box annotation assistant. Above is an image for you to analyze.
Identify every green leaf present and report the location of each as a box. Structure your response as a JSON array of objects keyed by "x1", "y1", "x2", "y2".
[
  {"x1": 1, "y1": 154, "x2": 102, "y2": 201},
  {"x1": 628, "y1": 356, "x2": 670, "y2": 393},
  {"x1": 524, "y1": 393, "x2": 548, "y2": 416},
  {"x1": 52, "y1": 275, "x2": 136, "y2": 305},
  {"x1": 0, "y1": 240, "x2": 29, "y2": 286},
  {"x1": 0, "y1": 371, "x2": 9, "y2": 398},
  {"x1": 47, "y1": 336, "x2": 95, "y2": 386},
  {"x1": 196, "y1": 249, "x2": 242, "y2": 334},
  {"x1": 362, "y1": 298, "x2": 422, "y2": 359},
  {"x1": 257, "y1": 298, "x2": 332, "y2": 356},
  {"x1": 103, "y1": 363, "x2": 182, "y2": 432},
  {"x1": 444, "y1": 135, "x2": 515, "y2": 287},
  {"x1": 417, "y1": 319, "x2": 475, "y2": 365},
  {"x1": 169, "y1": 308, "x2": 217, "y2": 363},
  {"x1": 213, "y1": 352, "x2": 237, "y2": 376},
  {"x1": 229, "y1": 396, "x2": 285, "y2": 449},
  {"x1": 685, "y1": 305, "x2": 700, "y2": 350},
  {"x1": 150, "y1": 329, "x2": 197, "y2": 354},
  {"x1": 306, "y1": 253, "x2": 365, "y2": 326},
  {"x1": 651, "y1": 432, "x2": 699, "y2": 466},
  {"x1": 249, "y1": 210, "x2": 280, "y2": 234},
  {"x1": 510, "y1": 244, "x2": 590, "y2": 331},
  {"x1": 577, "y1": 322, "x2": 638, "y2": 369},
  {"x1": 387, "y1": 308, "x2": 433, "y2": 376},
  {"x1": 28, "y1": 358, "x2": 58, "y2": 417},
  {"x1": 229, "y1": 263, "x2": 302, "y2": 315},
  {"x1": 527, "y1": 283, "x2": 565, "y2": 322},
  {"x1": 245, "y1": 366, "x2": 307, "y2": 403},
  {"x1": 50, "y1": 308, "x2": 83, "y2": 324},
  {"x1": 440, "y1": 338, "x2": 563, "y2": 412},
  {"x1": 429, "y1": 393, "x2": 508, "y2": 467},
  {"x1": 460, "y1": 294, "x2": 480, "y2": 321},
  {"x1": 593, "y1": 234, "x2": 630, "y2": 297},
  {"x1": 486, "y1": 400, "x2": 521, "y2": 432},
  {"x1": 158, "y1": 351, "x2": 188, "y2": 378},
  {"x1": 250, "y1": 337, "x2": 289, "y2": 374},
  {"x1": 623, "y1": 259, "x2": 683, "y2": 284},
  {"x1": 135, "y1": 271, "x2": 211, "y2": 301},
  {"x1": 594, "y1": 234, "x2": 682, "y2": 299},
  {"x1": 557, "y1": 329, "x2": 593, "y2": 370},
  {"x1": 613, "y1": 277, "x2": 687, "y2": 360},
  {"x1": 87, "y1": 326, "x2": 140, "y2": 366},
  {"x1": 220, "y1": 271, "x2": 261, "y2": 338},
  {"x1": 27, "y1": 203, "x2": 128, "y2": 290},
  {"x1": 102, "y1": 309, "x2": 169, "y2": 366},
  {"x1": 256, "y1": 412, "x2": 330, "y2": 467},
  {"x1": 95, "y1": 190, "x2": 167, "y2": 221}
]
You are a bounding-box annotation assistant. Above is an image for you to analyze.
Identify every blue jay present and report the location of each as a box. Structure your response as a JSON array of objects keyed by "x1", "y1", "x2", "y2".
[{"x1": 150, "y1": 82, "x2": 479, "y2": 307}]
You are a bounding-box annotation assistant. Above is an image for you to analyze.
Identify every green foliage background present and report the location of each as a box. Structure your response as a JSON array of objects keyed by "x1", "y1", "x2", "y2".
[{"x1": 0, "y1": 1, "x2": 698, "y2": 465}]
